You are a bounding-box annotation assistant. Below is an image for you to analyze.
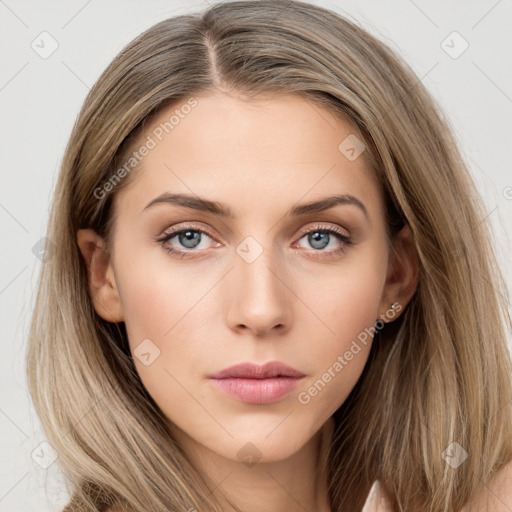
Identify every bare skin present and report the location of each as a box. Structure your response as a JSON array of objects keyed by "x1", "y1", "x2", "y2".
[{"x1": 78, "y1": 91, "x2": 420, "y2": 511}]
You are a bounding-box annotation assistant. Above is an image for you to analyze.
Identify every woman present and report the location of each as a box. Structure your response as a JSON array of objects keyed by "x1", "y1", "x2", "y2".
[{"x1": 26, "y1": 1, "x2": 512, "y2": 511}]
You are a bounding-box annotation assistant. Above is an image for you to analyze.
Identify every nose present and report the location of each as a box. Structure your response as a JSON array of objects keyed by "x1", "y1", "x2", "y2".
[{"x1": 225, "y1": 245, "x2": 292, "y2": 337}]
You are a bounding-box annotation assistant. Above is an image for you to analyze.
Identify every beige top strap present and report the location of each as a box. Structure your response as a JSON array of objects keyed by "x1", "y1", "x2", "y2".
[{"x1": 361, "y1": 480, "x2": 395, "y2": 512}]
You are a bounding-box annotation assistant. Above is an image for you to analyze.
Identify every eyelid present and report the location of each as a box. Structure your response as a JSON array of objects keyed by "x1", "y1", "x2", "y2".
[
  {"x1": 157, "y1": 222, "x2": 221, "y2": 242},
  {"x1": 294, "y1": 222, "x2": 350, "y2": 239}
]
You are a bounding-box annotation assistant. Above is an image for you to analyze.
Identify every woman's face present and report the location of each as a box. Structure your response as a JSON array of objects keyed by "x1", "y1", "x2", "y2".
[{"x1": 94, "y1": 91, "x2": 397, "y2": 464}]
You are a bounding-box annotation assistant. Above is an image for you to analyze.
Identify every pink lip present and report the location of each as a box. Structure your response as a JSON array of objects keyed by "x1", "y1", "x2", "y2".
[{"x1": 209, "y1": 361, "x2": 305, "y2": 405}]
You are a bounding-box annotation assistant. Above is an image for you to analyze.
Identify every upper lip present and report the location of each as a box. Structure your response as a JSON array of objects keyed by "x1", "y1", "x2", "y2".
[{"x1": 209, "y1": 361, "x2": 305, "y2": 379}]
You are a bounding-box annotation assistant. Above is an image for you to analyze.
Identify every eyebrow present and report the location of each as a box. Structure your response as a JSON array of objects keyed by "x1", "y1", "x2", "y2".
[{"x1": 142, "y1": 192, "x2": 368, "y2": 219}]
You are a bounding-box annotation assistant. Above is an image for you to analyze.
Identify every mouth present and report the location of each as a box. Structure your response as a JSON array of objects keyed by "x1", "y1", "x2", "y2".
[{"x1": 208, "y1": 361, "x2": 306, "y2": 405}]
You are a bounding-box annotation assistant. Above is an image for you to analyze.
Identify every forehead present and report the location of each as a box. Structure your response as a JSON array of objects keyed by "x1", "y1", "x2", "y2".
[{"x1": 113, "y1": 92, "x2": 383, "y2": 221}]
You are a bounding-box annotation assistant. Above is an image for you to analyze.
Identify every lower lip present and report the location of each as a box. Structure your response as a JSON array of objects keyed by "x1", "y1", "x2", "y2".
[{"x1": 211, "y1": 377, "x2": 304, "y2": 405}]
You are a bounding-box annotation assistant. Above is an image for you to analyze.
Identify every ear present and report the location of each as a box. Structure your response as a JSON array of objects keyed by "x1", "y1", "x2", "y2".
[
  {"x1": 378, "y1": 224, "x2": 419, "y2": 323},
  {"x1": 76, "y1": 228, "x2": 124, "y2": 323}
]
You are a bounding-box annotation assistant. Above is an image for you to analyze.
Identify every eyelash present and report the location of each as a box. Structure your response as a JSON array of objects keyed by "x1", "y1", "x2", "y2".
[{"x1": 154, "y1": 223, "x2": 353, "y2": 260}]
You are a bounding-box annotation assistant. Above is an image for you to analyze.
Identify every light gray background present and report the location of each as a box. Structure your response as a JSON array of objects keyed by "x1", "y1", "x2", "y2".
[{"x1": 1, "y1": 1, "x2": 511, "y2": 510}]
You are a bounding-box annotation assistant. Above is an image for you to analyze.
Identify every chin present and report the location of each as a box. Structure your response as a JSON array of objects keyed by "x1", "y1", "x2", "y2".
[{"x1": 212, "y1": 420, "x2": 319, "y2": 465}]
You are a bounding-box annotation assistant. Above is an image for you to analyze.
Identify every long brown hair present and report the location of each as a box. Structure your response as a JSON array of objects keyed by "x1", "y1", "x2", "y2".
[{"x1": 26, "y1": 1, "x2": 512, "y2": 511}]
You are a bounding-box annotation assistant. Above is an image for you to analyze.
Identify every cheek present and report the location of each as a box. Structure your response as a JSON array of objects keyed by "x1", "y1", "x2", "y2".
[
  {"x1": 115, "y1": 239, "x2": 213, "y2": 347},
  {"x1": 293, "y1": 247, "x2": 387, "y2": 410},
  {"x1": 119, "y1": 274, "x2": 180, "y2": 347},
  {"x1": 297, "y1": 247, "x2": 387, "y2": 345},
  {"x1": 117, "y1": 269, "x2": 227, "y2": 457},
  {"x1": 114, "y1": 253, "x2": 219, "y2": 394}
]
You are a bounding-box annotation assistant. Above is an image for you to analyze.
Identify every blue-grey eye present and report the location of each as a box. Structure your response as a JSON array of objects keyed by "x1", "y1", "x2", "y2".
[
  {"x1": 179, "y1": 230, "x2": 202, "y2": 249},
  {"x1": 308, "y1": 232, "x2": 330, "y2": 250}
]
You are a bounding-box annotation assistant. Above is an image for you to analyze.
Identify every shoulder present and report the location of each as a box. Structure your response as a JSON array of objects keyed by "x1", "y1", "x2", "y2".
[{"x1": 461, "y1": 459, "x2": 512, "y2": 512}]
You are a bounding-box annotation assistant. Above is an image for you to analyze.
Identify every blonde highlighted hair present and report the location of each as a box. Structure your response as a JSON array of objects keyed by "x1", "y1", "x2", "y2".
[{"x1": 26, "y1": 1, "x2": 512, "y2": 511}]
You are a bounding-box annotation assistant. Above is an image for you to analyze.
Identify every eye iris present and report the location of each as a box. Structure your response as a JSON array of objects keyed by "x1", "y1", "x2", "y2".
[
  {"x1": 179, "y1": 230, "x2": 201, "y2": 249},
  {"x1": 309, "y1": 232, "x2": 329, "y2": 250}
]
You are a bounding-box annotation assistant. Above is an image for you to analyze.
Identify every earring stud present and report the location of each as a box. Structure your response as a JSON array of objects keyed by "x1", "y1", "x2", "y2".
[{"x1": 377, "y1": 303, "x2": 399, "y2": 323}]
